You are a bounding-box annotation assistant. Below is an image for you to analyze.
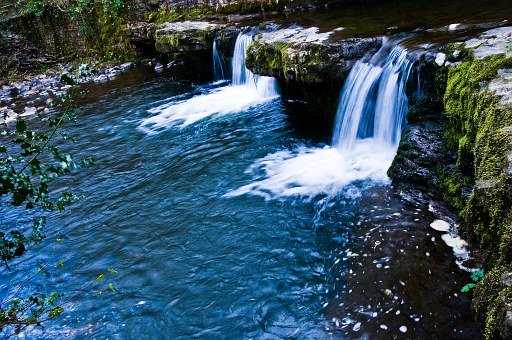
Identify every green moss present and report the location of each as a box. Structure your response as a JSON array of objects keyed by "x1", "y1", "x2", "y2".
[
  {"x1": 146, "y1": 6, "x2": 214, "y2": 24},
  {"x1": 154, "y1": 27, "x2": 216, "y2": 54},
  {"x1": 473, "y1": 266, "x2": 512, "y2": 339},
  {"x1": 435, "y1": 165, "x2": 470, "y2": 211},
  {"x1": 441, "y1": 50, "x2": 512, "y2": 338},
  {"x1": 247, "y1": 40, "x2": 334, "y2": 83}
]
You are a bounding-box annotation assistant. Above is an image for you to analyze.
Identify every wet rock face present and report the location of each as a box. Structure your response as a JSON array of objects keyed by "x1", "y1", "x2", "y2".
[
  {"x1": 418, "y1": 26, "x2": 512, "y2": 340},
  {"x1": 388, "y1": 120, "x2": 445, "y2": 195},
  {"x1": 153, "y1": 21, "x2": 226, "y2": 80},
  {"x1": 126, "y1": 22, "x2": 158, "y2": 55},
  {"x1": 465, "y1": 27, "x2": 512, "y2": 59}
]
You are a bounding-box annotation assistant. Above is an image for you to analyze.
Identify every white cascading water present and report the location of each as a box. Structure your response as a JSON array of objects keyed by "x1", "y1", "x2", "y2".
[
  {"x1": 139, "y1": 32, "x2": 279, "y2": 132},
  {"x1": 228, "y1": 41, "x2": 414, "y2": 200},
  {"x1": 231, "y1": 32, "x2": 279, "y2": 96},
  {"x1": 332, "y1": 43, "x2": 413, "y2": 150},
  {"x1": 212, "y1": 39, "x2": 226, "y2": 81}
]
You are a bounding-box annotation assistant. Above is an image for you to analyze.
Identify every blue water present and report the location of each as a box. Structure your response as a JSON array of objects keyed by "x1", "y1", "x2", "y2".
[{"x1": 1, "y1": 69, "x2": 478, "y2": 339}]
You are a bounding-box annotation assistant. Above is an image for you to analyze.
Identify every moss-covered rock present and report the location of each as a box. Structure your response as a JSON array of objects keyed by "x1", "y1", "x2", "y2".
[
  {"x1": 154, "y1": 21, "x2": 222, "y2": 54},
  {"x1": 245, "y1": 26, "x2": 380, "y2": 122},
  {"x1": 428, "y1": 27, "x2": 512, "y2": 339},
  {"x1": 390, "y1": 26, "x2": 512, "y2": 339},
  {"x1": 246, "y1": 27, "x2": 380, "y2": 83}
]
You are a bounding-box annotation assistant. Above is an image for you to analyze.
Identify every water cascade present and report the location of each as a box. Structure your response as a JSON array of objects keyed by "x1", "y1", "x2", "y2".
[
  {"x1": 139, "y1": 31, "x2": 279, "y2": 132},
  {"x1": 332, "y1": 43, "x2": 414, "y2": 150},
  {"x1": 228, "y1": 41, "x2": 414, "y2": 200},
  {"x1": 212, "y1": 39, "x2": 226, "y2": 81},
  {"x1": 232, "y1": 32, "x2": 279, "y2": 97}
]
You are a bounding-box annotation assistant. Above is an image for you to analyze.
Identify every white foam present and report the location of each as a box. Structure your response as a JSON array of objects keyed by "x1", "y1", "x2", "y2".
[
  {"x1": 139, "y1": 85, "x2": 278, "y2": 133},
  {"x1": 226, "y1": 138, "x2": 396, "y2": 200}
]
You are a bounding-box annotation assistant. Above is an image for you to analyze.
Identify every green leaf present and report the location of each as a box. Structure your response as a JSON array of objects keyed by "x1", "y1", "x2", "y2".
[
  {"x1": 96, "y1": 273, "x2": 105, "y2": 282},
  {"x1": 471, "y1": 269, "x2": 485, "y2": 282},
  {"x1": 48, "y1": 306, "x2": 64, "y2": 318},
  {"x1": 461, "y1": 283, "x2": 476, "y2": 293},
  {"x1": 108, "y1": 283, "x2": 118, "y2": 293}
]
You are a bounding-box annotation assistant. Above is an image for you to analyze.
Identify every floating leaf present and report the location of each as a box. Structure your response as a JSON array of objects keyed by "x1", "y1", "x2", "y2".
[
  {"x1": 108, "y1": 283, "x2": 118, "y2": 293},
  {"x1": 96, "y1": 273, "x2": 105, "y2": 282},
  {"x1": 48, "y1": 306, "x2": 64, "y2": 318}
]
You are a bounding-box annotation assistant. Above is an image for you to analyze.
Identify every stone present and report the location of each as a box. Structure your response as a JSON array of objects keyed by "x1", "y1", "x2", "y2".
[
  {"x1": 247, "y1": 25, "x2": 381, "y2": 83},
  {"x1": 487, "y1": 68, "x2": 512, "y2": 105},
  {"x1": 501, "y1": 272, "x2": 512, "y2": 287},
  {"x1": 435, "y1": 52, "x2": 446, "y2": 66},
  {"x1": 465, "y1": 26, "x2": 512, "y2": 59},
  {"x1": 430, "y1": 219, "x2": 450, "y2": 232},
  {"x1": 388, "y1": 120, "x2": 445, "y2": 194},
  {"x1": 155, "y1": 21, "x2": 222, "y2": 54}
]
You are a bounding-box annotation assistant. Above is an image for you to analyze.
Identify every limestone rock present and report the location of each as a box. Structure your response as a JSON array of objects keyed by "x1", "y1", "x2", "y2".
[
  {"x1": 155, "y1": 21, "x2": 222, "y2": 54},
  {"x1": 465, "y1": 26, "x2": 512, "y2": 59},
  {"x1": 246, "y1": 25, "x2": 381, "y2": 83}
]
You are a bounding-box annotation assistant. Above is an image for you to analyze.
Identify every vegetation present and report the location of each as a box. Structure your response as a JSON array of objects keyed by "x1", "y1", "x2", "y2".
[
  {"x1": 441, "y1": 49, "x2": 512, "y2": 339},
  {"x1": 0, "y1": 94, "x2": 87, "y2": 336},
  {"x1": 8, "y1": 0, "x2": 134, "y2": 61}
]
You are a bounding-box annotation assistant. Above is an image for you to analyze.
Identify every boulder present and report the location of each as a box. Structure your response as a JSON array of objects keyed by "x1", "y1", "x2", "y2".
[
  {"x1": 154, "y1": 21, "x2": 223, "y2": 54},
  {"x1": 388, "y1": 120, "x2": 445, "y2": 194},
  {"x1": 245, "y1": 25, "x2": 380, "y2": 122}
]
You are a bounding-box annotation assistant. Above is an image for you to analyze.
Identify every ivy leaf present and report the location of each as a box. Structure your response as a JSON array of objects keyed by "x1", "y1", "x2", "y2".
[
  {"x1": 461, "y1": 283, "x2": 476, "y2": 293},
  {"x1": 108, "y1": 283, "x2": 118, "y2": 293},
  {"x1": 471, "y1": 269, "x2": 485, "y2": 283}
]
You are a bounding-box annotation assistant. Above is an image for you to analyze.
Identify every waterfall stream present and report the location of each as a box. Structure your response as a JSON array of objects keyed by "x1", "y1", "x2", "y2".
[
  {"x1": 232, "y1": 32, "x2": 279, "y2": 97},
  {"x1": 212, "y1": 40, "x2": 226, "y2": 81},
  {"x1": 230, "y1": 41, "x2": 415, "y2": 200},
  {"x1": 139, "y1": 32, "x2": 279, "y2": 132},
  {"x1": 332, "y1": 42, "x2": 414, "y2": 150}
]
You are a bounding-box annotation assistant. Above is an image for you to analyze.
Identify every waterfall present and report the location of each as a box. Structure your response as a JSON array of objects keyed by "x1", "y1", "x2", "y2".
[
  {"x1": 332, "y1": 42, "x2": 414, "y2": 150},
  {"x1": 139, "y1": 31, "x2": 279, "y2": 133},
  {"x1": 227, "y1": 41, "x2": 415, "y2": 200},
  {"x1": 231, "y1": 32, "x2": 279, "y2": 97},
  {"x1": 212, "y1": 40, "x2": 226, "y2": 81}
]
